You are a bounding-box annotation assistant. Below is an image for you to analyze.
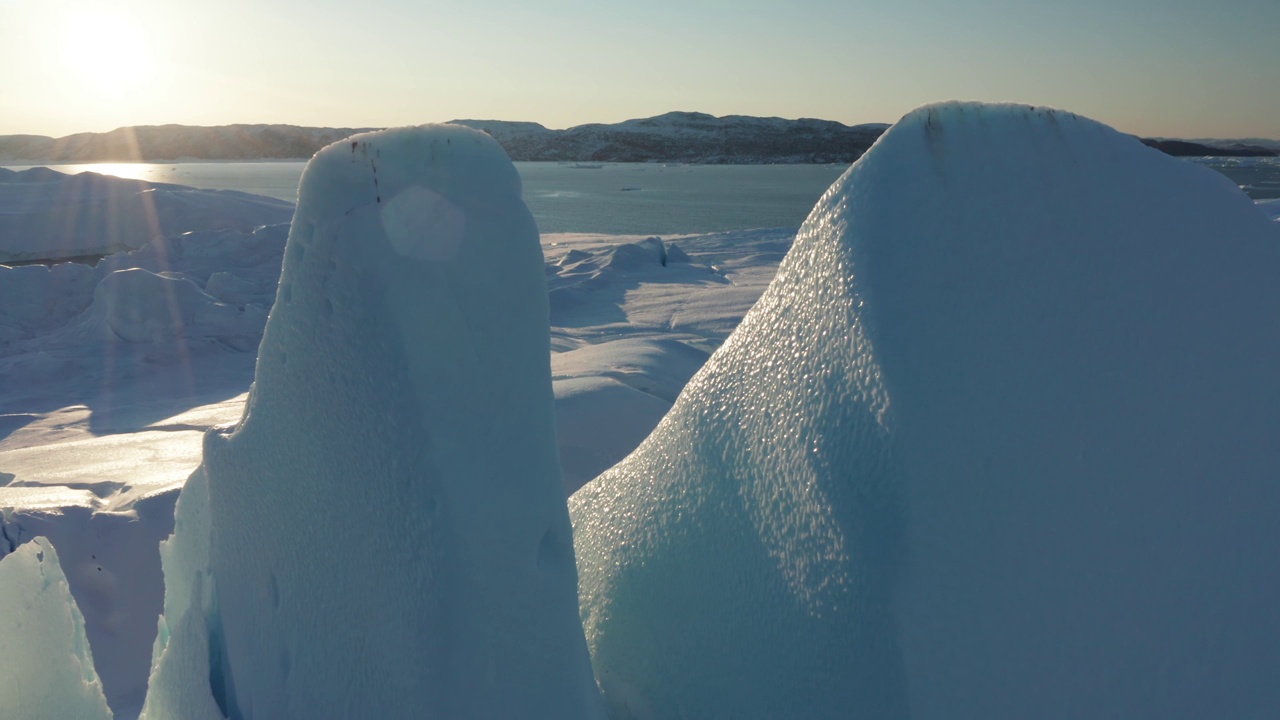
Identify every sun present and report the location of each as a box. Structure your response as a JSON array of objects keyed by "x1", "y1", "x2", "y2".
[{"x1": 60, "y1": 9, "x2": 156, "y2": 97}]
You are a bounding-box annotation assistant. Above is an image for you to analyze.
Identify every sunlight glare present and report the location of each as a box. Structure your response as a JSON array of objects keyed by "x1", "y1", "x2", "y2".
[{"x1": 60, "y1": 10, "x2": 156, "y2": 97}]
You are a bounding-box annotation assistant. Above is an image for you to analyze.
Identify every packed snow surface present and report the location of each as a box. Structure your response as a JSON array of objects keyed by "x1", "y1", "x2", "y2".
[
  {"x1": 0, "y1": 538, "x2": 112, "y2": 720},
  {"x1": 143, "y1": 125, "x2": 604, "y2": 719},
  {"x1": 570, "y1": 101, "x2": 1280, "y2": 719}
]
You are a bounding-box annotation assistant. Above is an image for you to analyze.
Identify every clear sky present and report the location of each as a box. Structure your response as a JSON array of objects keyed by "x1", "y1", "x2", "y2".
[{"x1": 2, "y1": 0, "x2": 1277, "y2": 139}]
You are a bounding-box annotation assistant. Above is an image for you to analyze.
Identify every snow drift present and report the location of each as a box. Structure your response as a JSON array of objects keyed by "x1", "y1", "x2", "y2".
[
  {"x1": 551, "y1": 337, "x2": 710, "y2": 493},
  {"x1": 143, "y1": 125, "x2": 603, "y2": 719},
  {"x1": 570, "y1": 101, "x2": 1280, "y2": 719}
]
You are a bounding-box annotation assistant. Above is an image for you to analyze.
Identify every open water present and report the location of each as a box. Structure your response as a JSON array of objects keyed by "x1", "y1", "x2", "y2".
[
  {"x1": 1, "y1": 161, "x2": 849, "y2": 235},
  {"x1": 4, "y1": 156, "x2": 1277, "y2": 235}
]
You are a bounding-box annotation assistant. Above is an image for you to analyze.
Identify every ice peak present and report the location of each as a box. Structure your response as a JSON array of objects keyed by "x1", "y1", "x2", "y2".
[
  {"x1": 570, "y1": 100, "x2": 1280, "y2": 719},
  {"x1": 299, "y1": 124, "x2": 521, "y2": 225},
  {"x1": 145, "y1": 124, "x2": 603, "y2": 719}
]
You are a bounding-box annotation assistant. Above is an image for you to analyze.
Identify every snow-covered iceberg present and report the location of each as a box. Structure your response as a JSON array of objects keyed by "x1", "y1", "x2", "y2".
[
  {"x1": 0, "y1": 537, "x2": 113, "y2": 720},
  {"x1": 0, "y1": 168, "x2": 293, "y2": 264},
  {"x1": 2, "y1": 497, "x2": 177, "y2": 717},
  {"x1": 570, "y1": 102, "x2": 1280, "y2": 719},
  {"x1": 144, "y1": 125, "x2": 603, "y2": 718}
]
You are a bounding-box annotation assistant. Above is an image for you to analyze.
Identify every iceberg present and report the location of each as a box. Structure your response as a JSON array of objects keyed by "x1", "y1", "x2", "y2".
[
  {"x1": 0, "y1": 168, "x2": 293, "y2": 264},
  {"x1": 143, "y1": 126, "x2": 603, "y2": 718},
  {"x1": 3, "y1": 497, "x2": 177, "y2": 717},
  {"x1": 570, "y1": 102, "x2": 1280, "y2": 719},
  {"x1": 0, "y1": 537, "x2": 113, "y2": 720},
  {"x1": 876, "y1": 102, "x2": 1280, "y2": 719}
]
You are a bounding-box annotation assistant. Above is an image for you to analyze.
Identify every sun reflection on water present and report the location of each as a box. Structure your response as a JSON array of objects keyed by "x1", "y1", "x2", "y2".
[{"x1": 71, "y1": 163, "x2": 157, "y2": 182}]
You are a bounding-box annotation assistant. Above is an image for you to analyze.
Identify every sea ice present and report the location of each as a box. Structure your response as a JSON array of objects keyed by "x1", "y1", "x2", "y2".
[
  {"x1": 0, "y1": 168, "x2": 293, "y2": 264},
  {"x1": 1259, "y1": 197, "x2": 1280, "y2": 221},
  {"x1": 570, "y1": 101, "x2": 1280, "y2": 719},
  {"x1": 1, "y1": 224, "x2": 286, "y2": 417},
  {"x1": 143, "y1": 125, "x2": 603, "y2": 719}
]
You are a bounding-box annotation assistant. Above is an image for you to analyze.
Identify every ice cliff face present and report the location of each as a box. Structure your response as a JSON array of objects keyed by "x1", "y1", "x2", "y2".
[
  {"x1": 570, "y1": 101, "x2": 1280, "y2": 719},
  {"x1": 143, "y1": 125, "x2": 603, "y2": 719}
]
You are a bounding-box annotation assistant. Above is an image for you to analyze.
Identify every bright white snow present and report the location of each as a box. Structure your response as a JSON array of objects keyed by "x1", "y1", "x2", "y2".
[
  {"x1": 142, "y1": 125, "x2": 604, "y2": 719},
  {"x1": 570, "y1": 101, "x2": 1280, "y2": 719}
]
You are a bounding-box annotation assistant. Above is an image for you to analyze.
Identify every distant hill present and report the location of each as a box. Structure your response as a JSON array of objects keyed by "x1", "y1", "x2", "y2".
[
  {"x1": 1139, "y1": 138, "x2": 1277, "y2": 157},
  {"x1": 0, "y1": 125, "x2": 374, "y2": 163},
  {"x1": 1, "y1": 114, "x2": 1273, "y2": 164},
  {"x1": 0, "y1": 114, "x2": 888, "y2": 165},
  {"x1": 1150, "y1": 137, "x2": 1280, "y2": 154},
  {"x1": 451, "y1": 112, "x2": 891, "y2": 163}
]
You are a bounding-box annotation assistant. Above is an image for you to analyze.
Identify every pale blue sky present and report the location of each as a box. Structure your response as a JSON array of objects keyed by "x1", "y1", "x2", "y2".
[{"x1": 2, "y1": 0, "x2": 1277, "y2": 138}]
